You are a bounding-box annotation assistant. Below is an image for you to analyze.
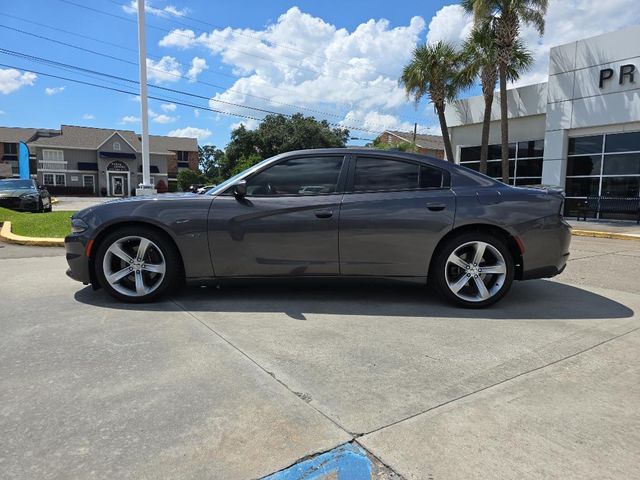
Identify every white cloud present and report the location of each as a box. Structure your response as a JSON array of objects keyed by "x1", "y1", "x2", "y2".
[
  {"x1": 120, "y1": 115, "x2": 140, "y2": 124},
  {"x1": 45, "y1": 86, "x2": 65, "y2": 95},
  {"x1": 168, "y1": 126, "x2": 212, "y2": 142},
  {"x1": 152, "y1": 114, "x2": 177, "y2": 124},
  {"x1": 157, "y1": 8, "x2": 426, "y2": 134},
  {"x1": 187, "y1": 57, "x2": 208, "y2": 82},
  {"x1": 82, "y1": 113, "x2": 95, "y2": 120},
  {"x1": 159, "y1": 28, "x2": 196, "y2": 49},
  {"x1": 122, "y1": 1, "x2": 188, "y2": 18},
  {"x1": 193, "y1": 108, "x2": 200, "y2": 118},
  {"x1": 341, "y1": 110, "x2": 437, "y2": 135},
  {"x1": 0, "y1": 69, "x2": 36, "y2": 95},
  {"x1": 146, "y1": 56, "x2": 181, "y2": 84},
  {"x1": 426, "y1": 5, "x2": 473, "y2": 46},
  {"x1": 160, "y1": 102, "x2": 177, "y2": 112}
]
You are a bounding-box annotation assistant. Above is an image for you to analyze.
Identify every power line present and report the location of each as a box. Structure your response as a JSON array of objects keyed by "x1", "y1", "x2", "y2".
[
  {"x1": 0, "y1": 54, "x2": 386, "y2": 136},
  {"x1": 0, "y1": 23, "x2": 430, "y2": 136},
  {"x1": 103, "y1": 0, "x2": 397, "y2": 79}
]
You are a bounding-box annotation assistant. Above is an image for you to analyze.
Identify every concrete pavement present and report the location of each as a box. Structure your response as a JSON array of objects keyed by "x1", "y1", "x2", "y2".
[{"x1": 1, "y1": 236, "x2": 639, "y2": 479}]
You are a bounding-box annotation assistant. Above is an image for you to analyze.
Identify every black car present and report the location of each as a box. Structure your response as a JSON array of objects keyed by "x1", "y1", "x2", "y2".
[
  {"x1": 65, "y1": 149, "x2": 571, "y2": 307},
  {"x1": 0, "y1": 178, "x2": 52, "y2": 212}
]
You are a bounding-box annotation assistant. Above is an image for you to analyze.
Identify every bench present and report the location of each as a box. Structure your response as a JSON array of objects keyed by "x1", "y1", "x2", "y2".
[{"x1": 576, "y1": 196, "x2": 640, "y2": 223}]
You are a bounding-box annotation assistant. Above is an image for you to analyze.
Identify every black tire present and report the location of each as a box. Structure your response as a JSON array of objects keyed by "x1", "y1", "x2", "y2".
[
  {"x1": 37, "y1": 199, "x2": 44, "y2": 213},
  {"x1": 94, "y1": 225, "x2": 182, "y2": 303},
  {"x1": 431, "y1": 231, "x2": 514, "y2": 308}
]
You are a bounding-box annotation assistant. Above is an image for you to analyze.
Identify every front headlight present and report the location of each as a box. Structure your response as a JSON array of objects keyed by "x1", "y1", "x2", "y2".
[
  {"x1": 21, "y1": 192, "x2": 40, "y2": 199},
  {"x1": 71, "y1": 218, "x2": 89, "y2": 234}
]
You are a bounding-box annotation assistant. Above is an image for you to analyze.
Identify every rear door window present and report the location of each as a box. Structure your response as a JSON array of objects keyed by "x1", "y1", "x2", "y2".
[{"x1": 353, "y1": 157, "x2": 444, "y2": 192}]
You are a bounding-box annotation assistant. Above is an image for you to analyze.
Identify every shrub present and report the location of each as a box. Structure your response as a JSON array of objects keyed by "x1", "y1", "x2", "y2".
[{"x1": 156, "y1": 179, "x2": 168, "y2": 193}]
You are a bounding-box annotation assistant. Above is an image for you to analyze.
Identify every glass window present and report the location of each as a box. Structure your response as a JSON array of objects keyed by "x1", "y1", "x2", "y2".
[
  {"x1": 604, "y1": 131, "x2": 640, "y2": 153},
  {"x1": 43, "y1": 150, "x2": 64, "y2": 162},
  {"x1": 461, "y1": 162, "x2": 480, "y2": 172},
  {"x1": 43, "y1": 174, "x2": 54, "y2": 185},
  {"x1": 602, "y1": 153, "x2": 640, "y2": 175},
  {"x1": 517, "y1": 140, "x2": 544, "y2": 158},
  {"x1": 246, "y1": 156, "x2": 343, "y2": 196},
  {"x1": 354, "y1": 157, "x2": 419, "y2": 191},
  {"x1": 3, "y1": 143, "x2": 18, "y2": 155},
  {"x1": 113, "y1": 142, "x2": 121, "y2": 151},
  {"x1": 486, "y1": 160, "x2": 515, "y2": 178},
  {"x1": 567, "y1": 155, "x2": 602, "y2": 176},
  {"x1": 515, "y1": 178, "x2": 542, "y2": 186},
  {"x1": 460, "y1": 146, "x2": 481, "y2": 162},
  {"x1": 601, "y1": 177, "x2": 640, "y2": 197},
  {"x1": 419, "y1": 165, "x2": 445, "y2": 188},
  {"x1": 83, "y1": 175, "x2": 94, "y2": 188},
  {"x1": 516, "y1": 158, "x2": 543, "y2": 177},
  {"x1": 487, "y1": 143, "x2": 516, "y2": 160},
  {"x1": 565, "y1": 177, "x2": 600, "y2": 197},
  {"x1": 55, "y1": 174, "x2": 66, "y2": 186},
  {"x1": 568, "y1": 135, "x2": 603, "y2": 155}
]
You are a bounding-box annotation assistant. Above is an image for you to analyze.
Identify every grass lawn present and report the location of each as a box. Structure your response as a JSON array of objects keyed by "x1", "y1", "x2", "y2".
[{"x1": 0, "y1": 207, "x2": 76, "y2": 238}]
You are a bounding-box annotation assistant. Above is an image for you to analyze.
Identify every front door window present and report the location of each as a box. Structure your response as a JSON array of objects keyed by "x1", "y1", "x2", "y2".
[{"x1": 112, "y1": 176, "x2": 124, "y2": 196}]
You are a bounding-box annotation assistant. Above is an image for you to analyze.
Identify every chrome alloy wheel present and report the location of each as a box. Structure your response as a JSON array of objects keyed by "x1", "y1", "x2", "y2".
[
  {"x1": 102, "y1": 236, "x2": 166, "y2": 297},
  {"x1": 444, "y1": 240, "x2": 507, "y2": 303}
]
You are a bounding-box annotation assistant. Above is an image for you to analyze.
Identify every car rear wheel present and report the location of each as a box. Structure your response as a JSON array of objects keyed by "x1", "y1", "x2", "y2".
[
  {"x1": 95, "y1": 226, "x2": 181, "y2": 303},
  {"x1": 432, "y1": 232, "x2": 514, "y2": 308}
]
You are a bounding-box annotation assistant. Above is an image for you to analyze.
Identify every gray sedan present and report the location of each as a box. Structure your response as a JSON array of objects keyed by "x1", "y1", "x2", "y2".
[{"x1": 65, "y1": 149, "x2": 571, "y2": 307}]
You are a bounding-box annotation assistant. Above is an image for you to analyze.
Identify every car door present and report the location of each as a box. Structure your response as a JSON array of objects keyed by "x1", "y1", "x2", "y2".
[
  {"x1": 339, "y1": 155, "x2": 455, "y2": 277},
  {"x1": 208, "y1": 154, "x2": 347, "y2": 277}
]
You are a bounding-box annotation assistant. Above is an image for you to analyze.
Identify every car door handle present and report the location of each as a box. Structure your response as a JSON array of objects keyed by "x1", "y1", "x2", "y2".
[
  {"x1": 426, "y1": 203, "x2": 447, "y2": 211},
  {"x1": 314, "y1": 210, "x2": 334, "y2": 219}
]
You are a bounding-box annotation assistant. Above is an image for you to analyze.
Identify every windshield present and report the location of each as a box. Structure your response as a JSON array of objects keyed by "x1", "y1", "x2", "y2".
[
  {"x1": 0, "y1": 179, "x2": 34, "y2": 190},
  {"x1": 206, "y1": 157, "x2": 274, "y2": 195}
]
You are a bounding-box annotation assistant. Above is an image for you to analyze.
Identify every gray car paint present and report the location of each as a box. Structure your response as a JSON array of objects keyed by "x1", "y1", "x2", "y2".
[{"x1": 64, "y1": 148, "x2": 571, "y2": 286}]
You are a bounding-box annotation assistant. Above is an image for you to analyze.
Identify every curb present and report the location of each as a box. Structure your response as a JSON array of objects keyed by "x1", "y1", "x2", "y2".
[
  {"x1": 572, "y1": 229, "x2": 640, "y2": 241},
  {"x1": 0, "y1": 221, "x2": 65, "y2": 247}
]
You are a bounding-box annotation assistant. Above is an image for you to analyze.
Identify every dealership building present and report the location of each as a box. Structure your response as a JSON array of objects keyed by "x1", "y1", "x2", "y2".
[{"x1": 445, "y1": 25, "x2": 640, "y2": 218}]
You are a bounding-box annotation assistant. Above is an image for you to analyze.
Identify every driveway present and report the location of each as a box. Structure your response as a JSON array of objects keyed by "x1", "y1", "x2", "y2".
[{"x1": 1, "y1": 236, "x2": 639, "y2": 479}]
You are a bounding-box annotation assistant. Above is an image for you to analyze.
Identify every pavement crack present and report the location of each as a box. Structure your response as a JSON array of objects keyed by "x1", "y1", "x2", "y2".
[
  {"x1": 168, "y1": 296, "x2": 355, "y2": 436},
  {"x1": 361, "y1": 325, "x2": 640, "y2": 438}
]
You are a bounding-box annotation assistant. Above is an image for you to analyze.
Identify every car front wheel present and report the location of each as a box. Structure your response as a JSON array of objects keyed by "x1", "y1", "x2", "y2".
[
  {"x1": 432, "y1": 232, "x2": 514, "y2": 308},
  {"x1": 95, "y1": 226, "x2": 181, "y2": 303}
]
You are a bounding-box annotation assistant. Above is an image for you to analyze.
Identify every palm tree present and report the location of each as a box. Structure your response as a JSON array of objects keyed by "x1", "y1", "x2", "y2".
[
  {"x1": 400, "y1": 41, "x2": 463, "y2": 163},
  {"x1": 458, "y1": 24, "x2": 533, "y2": 175},
  {"x1": 462, "y1": 0, "x2": 548, "y2": 182}
]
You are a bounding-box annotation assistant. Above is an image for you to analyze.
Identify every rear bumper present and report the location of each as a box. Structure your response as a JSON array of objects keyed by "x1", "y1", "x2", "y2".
[
  {"x1": 64, "y1": 234, "x2": 91, "y2": 284},
  {"x1": 520, "y1": 217, "x2": 572, "y2": 280}
]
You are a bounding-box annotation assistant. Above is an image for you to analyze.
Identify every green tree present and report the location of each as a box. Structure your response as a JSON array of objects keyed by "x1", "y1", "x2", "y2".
[
  {"x1": 462, "y1": 0, "x2": 548, "y2": 182},
  {"x1": 221, "y1": 114, "x2": 350, "y2": 181},
  {"x1": 458, "y1": 23, "x2": 533, "y2": 174},
  {"x1": 177, "y1": 169, "x2": 204, "y2": 192},
  {"x1": 400, "y1": 41, "x2": 463, "y2": 163},
  {"x1": 198, "y1": 145, "x2": 225, "y2": 181}
]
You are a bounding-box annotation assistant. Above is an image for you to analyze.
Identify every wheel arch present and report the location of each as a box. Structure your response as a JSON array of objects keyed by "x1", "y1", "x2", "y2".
[
  {"x1": 430, "y1": 223, "x2": 524, "y2": 280},
  {"x1": 88, "y1": 220, "x2": 185, "y2": 287}
]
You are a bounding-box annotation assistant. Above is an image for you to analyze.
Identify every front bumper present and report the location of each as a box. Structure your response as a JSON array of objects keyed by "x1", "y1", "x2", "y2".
[
  {"x1": 65, "y1": 234, "x2": 92, "y2": 284},
  {"x1": 0, "y1": 196, "x2": 39, "y2": 212}
]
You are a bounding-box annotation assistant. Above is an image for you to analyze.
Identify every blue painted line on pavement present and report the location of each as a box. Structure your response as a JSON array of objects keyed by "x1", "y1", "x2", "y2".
[{"x1": 262, "y1": 443, "x2": 372, "y2": 480}]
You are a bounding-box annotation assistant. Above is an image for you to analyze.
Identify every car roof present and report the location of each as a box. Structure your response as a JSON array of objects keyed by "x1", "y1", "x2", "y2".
[{"x1": 277, "y1": 148, "x2": 453, "y2": 169}]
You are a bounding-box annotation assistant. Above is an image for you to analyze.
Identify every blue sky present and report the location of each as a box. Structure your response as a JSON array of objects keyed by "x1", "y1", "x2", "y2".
[{"x1": 1, "y1": 0, "x2": 639, "y2": 149}]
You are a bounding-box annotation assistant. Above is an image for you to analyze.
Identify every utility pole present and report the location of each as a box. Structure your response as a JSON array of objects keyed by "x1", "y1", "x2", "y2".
[{"x1": 136, "y1": 0, "x2": 155, "y2": 195}]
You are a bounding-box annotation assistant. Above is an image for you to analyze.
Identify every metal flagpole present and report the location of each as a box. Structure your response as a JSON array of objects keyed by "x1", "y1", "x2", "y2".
[{"x1": 136, "y1": 0, "x2": 155, "y2": 195}]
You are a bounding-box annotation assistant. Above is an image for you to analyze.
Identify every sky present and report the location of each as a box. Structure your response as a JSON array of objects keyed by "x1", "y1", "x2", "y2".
[{"x1": 1, "y1": 0, "x2": 639, "y2": 149}]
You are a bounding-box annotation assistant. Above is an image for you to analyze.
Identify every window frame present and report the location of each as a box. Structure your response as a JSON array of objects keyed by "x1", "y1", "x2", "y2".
[
  {"x1": 345, "y1": 154, "x2": 450, "y2": 194},
  {"x1": 226, "y1": 154, "x2": 349, "y2": 198},
  {"x1": 42, "y1": 149, "x2": 64, "y2": 162}
]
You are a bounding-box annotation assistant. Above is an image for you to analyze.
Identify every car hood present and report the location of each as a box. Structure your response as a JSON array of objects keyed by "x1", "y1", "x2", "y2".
[
  {"x1": 0, "y1": 189, "x2": 36, "y2": 197},
  {"x1": 73, "y1": 192, "x2": 202, "y2": 218}
]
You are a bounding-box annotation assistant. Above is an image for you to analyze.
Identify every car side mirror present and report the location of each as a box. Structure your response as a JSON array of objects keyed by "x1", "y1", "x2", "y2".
[{"x1": 233, "y1": 180, "x2": 247, "y2": 197}]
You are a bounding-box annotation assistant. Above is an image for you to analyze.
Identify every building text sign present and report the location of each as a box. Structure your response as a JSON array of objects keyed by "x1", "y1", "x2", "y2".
[{"x1": 599, "y1": 64, "x2": 636, "y2": 88}]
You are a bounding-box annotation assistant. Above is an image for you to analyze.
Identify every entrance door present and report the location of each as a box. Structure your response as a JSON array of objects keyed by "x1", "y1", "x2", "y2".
[{"x1": 111, "y1": 175, "x2": 125, "y2": 196}]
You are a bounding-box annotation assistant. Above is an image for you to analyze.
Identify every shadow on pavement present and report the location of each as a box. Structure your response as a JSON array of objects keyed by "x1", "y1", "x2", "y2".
[{"x1": 74, "y1": 278, "x2": 634, "y2": 321}]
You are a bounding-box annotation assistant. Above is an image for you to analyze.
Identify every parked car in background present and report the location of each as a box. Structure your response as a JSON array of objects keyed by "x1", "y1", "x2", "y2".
[
  {"x1": 65, "y1": 148, "x2": 571, "y2": 308},
  {"x1": 0, "y1": 178, "x2": 52, "y2": 213}
]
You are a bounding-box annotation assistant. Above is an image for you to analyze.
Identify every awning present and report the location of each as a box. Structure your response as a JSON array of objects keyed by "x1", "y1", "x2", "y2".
[
  {"x1": 78, "y1": 162, "x2": 98, "y2": 171},
  {"x1": 99, "y1": 152, "x2": 136, "y2": 159}
]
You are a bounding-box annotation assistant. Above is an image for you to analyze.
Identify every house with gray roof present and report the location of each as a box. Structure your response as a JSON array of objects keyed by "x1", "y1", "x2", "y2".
[
  {"x1": 0, "y1": 124, "x2": 199, "y2": 196},
  {"x1": 375, "y1": 130, "x2": 446, "y2": 160}
]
